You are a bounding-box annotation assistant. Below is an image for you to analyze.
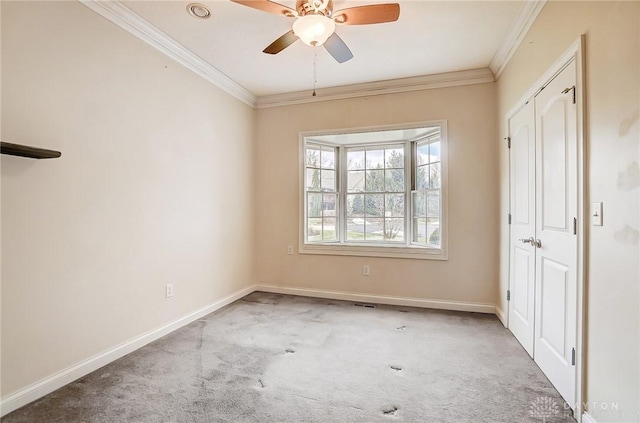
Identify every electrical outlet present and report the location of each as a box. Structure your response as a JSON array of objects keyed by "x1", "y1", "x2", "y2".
[
  {"x1": 363, "y1": 265, "x2": 370, "y2": 276},
  {"x1": 287, "y1": 245, "x2": 294, "y2": 255},
  {"x1": 165, "y1": 283, "x2": 174, "y2": 298}
]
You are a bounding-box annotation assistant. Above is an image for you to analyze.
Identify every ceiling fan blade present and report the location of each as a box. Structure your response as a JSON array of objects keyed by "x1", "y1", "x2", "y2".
[
  {"x1": 231, "y1": 0, "x2": 296, "y2": 17},
  {"x1": 263, "y1": 30, "x2": 299, "y2": 54},
  {"x1": 333, "y1": 4, "x2": 400, "y2": 25},
  {"x1": 324, "y1": 33, "x2": 353, "y2": 63}
]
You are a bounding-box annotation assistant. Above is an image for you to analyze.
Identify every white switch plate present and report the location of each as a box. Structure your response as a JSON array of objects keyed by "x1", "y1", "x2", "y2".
[
  {"x1": 287, "y1": 245, "x2": 294, "y2": 255},
  {"x1": 592, "y1": 202, "x2": 603, "y2": 226},
  {"x1": 165, "y1": 283, "x2": 174, "y2": 298},
  {"x1": 362, "y1": 265, "x2": 370, "y2": 276}
]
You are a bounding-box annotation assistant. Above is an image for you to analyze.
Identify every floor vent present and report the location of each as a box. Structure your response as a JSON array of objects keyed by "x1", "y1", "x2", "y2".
[{"x1": 353, "y1": 302, "x2": 376, "y2": 309}]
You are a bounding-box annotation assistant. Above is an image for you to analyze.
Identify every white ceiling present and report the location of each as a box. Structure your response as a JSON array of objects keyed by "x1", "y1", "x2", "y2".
[{"x1": 122, "y1": 0, "x2": 527, "y2": 98}]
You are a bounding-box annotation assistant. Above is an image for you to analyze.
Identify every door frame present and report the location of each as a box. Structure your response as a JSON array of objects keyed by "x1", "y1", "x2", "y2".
[{"x1": 505, "y1": 35, "x2": 586, "y2": 421}]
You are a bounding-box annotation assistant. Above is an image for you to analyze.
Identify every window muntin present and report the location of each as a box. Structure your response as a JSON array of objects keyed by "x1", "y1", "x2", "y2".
[
  {"x1": 412, "y1": 136, "x2": 442, "y2": 247},
  {"x1": 301, "y1": 123, "x2": 447, "y2": 259},
  {"x1": 305, "y1": 143, "x2": 338, "y2": 242},
  {"x1": 345, "y1": 145, "x2": 406, "y2": 242}
]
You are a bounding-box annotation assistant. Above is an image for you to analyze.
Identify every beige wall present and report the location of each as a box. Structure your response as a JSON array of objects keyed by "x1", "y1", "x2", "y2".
[
  {"x1": 497, "y1": 1, "x2": 640, "y2": 421},
  {"x1": 1, "y1": 1, "x2": 255, "y2": 396},
  {"x1": 3, "y1": 0, "x2": 637, "y2": 420},
  {"x1": 255, "y1": 83, "x2": 499, "y2": 306}
]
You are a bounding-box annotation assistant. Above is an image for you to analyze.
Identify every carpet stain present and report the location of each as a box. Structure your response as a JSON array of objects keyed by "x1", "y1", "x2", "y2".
[
  {"x1": 383, "y1": 406, "x2": 399, "y2": 416},
  {"x1": 195, "y1": 320, "x2": 207, "y2": 350},
  {"x1": 396, "y1": 326, "x2": 406, "y2": 331},
  {"x1": 390, "y1": 365, "x2": 402, "y2": 371},
  {"x1": 257, "y1": 379, "x2": 265, "y2": 388},
  {"x1": 284, "y1": 348, "x2": 296, "y2": 354}
]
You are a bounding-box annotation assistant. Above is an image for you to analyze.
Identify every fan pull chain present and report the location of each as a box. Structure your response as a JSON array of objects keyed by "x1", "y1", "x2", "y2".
[{"x1": 312, "y1": 47, "x2": 317, "y2": 97}]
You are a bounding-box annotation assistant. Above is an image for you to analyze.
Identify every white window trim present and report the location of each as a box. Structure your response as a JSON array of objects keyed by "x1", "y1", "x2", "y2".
[{"x1": 298, "y1": 121, "x2": 449, "y2": 260}]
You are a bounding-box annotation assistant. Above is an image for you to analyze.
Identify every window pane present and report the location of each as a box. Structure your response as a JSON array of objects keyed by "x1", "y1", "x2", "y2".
[
  {"x1": 306, "y1": 146, "x2": 321, "y2": 168},
  {"x1": 365, "y1": 169, "x2": 384, "y2": 192},
  {"x1": 347, "y1": 170, "x2": 365, "y2": 192},
  {"x1": 365, "y1": 218, "x2": 384, "y2": 240},
  {"x1": 347, "y1": 150, "x2": 364, "y2": 170},
  {"x1": 429, "y1": 141, "x2": 441, "y2": 163},
  {"x1": 366, "y1": 149, "x2": 384, "y2": 169},
  {"x1": 346, "y1": 217, "x2": 365, "y2": 240},
  {"x1": 417, "y1": 143, "x2": 429, "y2": 166},
  {"x1": 385, "y1": 194, "x2": 404, "y2": 217},
  {"x1": 385, "y1": 148, "x2": 404, "y2": 168},
  {"x1": 307, "y1": 218, "x2": 322, "y2": 242},
  {"x1": 365, "y1": 194, "x2": 384, "y2": 217},
  {"x1": 412, "y1": 191, "x2": 426, "y2": 218},
  {"x1": 307, "y1": 193, "x2": 322, "y2": 218},
  {"x1": 321, "y1": 169, "x2": 335, "y2": 191},
  {"x1": 427, "y1": 217, "x2": 440, "y2": 246},
  {"x1": 307, "y1": 168, "x2": 320, "y2": 190},
  {"x1": 347, "y1": 194, "x2": 364, "y2": 217},
  {"x1": 323, "y1": 218, "x2": 337, "y2": 241},
  {"x1": 413, "y1": 218, "x2": 427, "y2": 243},
  {"x1": 429, "y1": 163, "x2": 441, "y2": 189},
  {"x1": 305, "y1": 128, "x2": 443, "y2": 249},
  {"x1": 385, "y1": 169, "x2": 404, "y2": 192},
  {"x1": 321, "y1": 147, "x2": 335, "y2": 169},
  {"x1": 384, "y1": 218, "x2": 404, "y2": 241},
  {"x1": 416, "y1": 165, "x2": 429, "y2": 190},
  {"x1": 322, "y1": 194, "x2": 337, "y2": 217},
  {"x1": 427, "y1": 191, "x2": 440, "y2": 217}
]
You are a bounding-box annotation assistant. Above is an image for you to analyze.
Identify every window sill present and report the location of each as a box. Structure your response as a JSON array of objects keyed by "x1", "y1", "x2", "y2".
[{"x1": 299, "y1": 243, "x2": 448, "y2": 260}]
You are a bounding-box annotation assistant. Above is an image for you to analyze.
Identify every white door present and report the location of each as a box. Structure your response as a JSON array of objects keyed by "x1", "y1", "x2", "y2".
[
  {"x1": 508, "y1": 101, "x2": 536, "y2": 357},
  {"x1": 533, "y1": 60, "x2": 578, "y2": 407}
]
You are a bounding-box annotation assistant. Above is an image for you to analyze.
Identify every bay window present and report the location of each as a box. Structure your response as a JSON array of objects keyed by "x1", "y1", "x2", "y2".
[{"x1": 300, "y1": 122, "x2": 447, "y2": 259}]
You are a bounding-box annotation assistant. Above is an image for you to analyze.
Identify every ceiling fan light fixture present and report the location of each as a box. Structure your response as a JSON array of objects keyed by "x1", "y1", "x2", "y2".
[{"x1": 292, "y1": 15, "x2": 336, "y2": 46}]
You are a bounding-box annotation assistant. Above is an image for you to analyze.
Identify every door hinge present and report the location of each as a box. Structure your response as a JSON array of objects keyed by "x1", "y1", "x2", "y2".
[
  {"x1": 507, "y1": 290, "x2": 511, "y2": 301},
  {"x1": 508, "y1": 213, "x2": 512, "y2": 225},
  {"x1": 507, "y1": 137, "x2": 511, "y2": 149},
  {"x1": 573, "y1": 217, "x2": 577, "y2": 235},
  {"x1": 571, "y1": 347, "x2": 576, "y2": 366},
  {"x1": 562, "y1": 86, "x2": 576, "y2": 104}
]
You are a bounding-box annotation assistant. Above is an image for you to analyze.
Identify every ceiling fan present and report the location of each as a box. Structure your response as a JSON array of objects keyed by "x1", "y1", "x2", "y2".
[{"x1": 230, "y1": 0, "x2": 400, "y2": 63}]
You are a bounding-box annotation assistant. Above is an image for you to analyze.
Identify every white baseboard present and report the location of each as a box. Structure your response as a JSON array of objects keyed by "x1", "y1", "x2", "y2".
[
  {"x1": 2, "y1": 283, "x2": 499, "y2": 416},
  {"x1": 255, "y1": 284, "x2": 496, "y2": 314},
  {"x1": 495, "y1": 306, "x2": 507, "y2": 327},
  {"x1": 581, "y1": 412, "x2": 598, "y2": 423},
  {"x1": 0, "y1": 284, "x2": 255, "y2": 417}
]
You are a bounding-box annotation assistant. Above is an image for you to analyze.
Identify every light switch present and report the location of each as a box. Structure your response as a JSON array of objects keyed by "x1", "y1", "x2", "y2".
[{"x1": 591, "y1": 202, "x2": 603, "y2": 226}]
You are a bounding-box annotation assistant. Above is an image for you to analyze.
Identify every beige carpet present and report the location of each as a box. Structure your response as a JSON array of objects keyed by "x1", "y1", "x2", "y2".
[{"x1": 2, "y1": 292, "x2": 575, "y2": 422}]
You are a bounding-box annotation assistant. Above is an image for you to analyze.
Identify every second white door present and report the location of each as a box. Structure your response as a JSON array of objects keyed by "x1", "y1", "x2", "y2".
[
  {"x1": 534, "y1": 60, "x2": 578, "y2": 407},
  {"x1": 508, "y1": 59, "x2": 578, "y2": 408}
]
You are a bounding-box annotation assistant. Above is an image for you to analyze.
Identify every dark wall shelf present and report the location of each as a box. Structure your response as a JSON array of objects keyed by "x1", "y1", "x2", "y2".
[{"x1": 1, "y1": 142, "x2": 61, "y2": 159}]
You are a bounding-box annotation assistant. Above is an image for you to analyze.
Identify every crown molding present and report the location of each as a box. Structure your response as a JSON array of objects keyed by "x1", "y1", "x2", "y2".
[
  {"x1": 78, "y1": 0, "x2": 535, "y2": 108},
  {"x1": 79, "y1": 0, "x2": 257, "y2": 108},
  {"x1": 489, "y1": 0, "x2": 547, "y2": 79},
  {"x1": 255, "y1": 68, "x2": 495, "y2": 109}
]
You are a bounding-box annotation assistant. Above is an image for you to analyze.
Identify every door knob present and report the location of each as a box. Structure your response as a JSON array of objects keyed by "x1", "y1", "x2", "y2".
[
  {"x1": 534, "y1": 239, "x2": 542, "y2": 248},
  {"x1": 518, "y1": 237, "x2": 534, "y2": 245}
]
